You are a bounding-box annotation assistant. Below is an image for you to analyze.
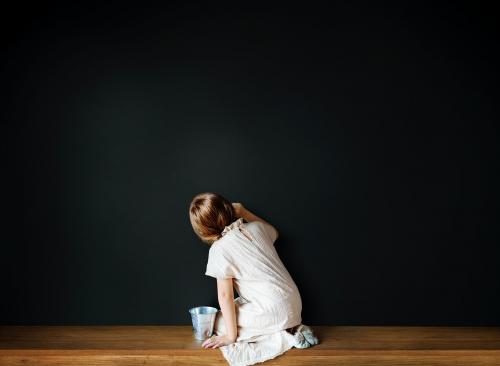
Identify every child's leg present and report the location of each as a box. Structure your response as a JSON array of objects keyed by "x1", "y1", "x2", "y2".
[
  {"x1": 285, "y1": 324, "x2": 301, "y2": 334},
  {"x1": 213, "y1": 297, "x2": 242, "y2": 337},
  {"x1": 213, "y1": 310, "x2": 226, "y2": 336}
]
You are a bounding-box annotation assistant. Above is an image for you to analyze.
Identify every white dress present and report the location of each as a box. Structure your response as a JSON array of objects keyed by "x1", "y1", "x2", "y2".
[{"x1": 205, "y1": 218, "x2": 302, "y2": 365}]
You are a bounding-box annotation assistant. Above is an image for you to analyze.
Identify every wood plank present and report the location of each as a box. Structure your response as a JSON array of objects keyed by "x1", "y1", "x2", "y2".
[{"x1": 1, "y1": 326, "x2": 499, "y2": 365}]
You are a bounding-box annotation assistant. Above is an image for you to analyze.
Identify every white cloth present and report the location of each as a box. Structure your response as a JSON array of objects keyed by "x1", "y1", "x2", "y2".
[{"x1": 205, "y1": 218, "x2": 302, "y2": 365}]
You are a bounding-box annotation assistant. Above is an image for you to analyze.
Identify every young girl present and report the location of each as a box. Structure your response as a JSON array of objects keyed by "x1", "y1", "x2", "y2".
[{"x1": 189, "y1": 192, "x2": 318, "y2": 365}]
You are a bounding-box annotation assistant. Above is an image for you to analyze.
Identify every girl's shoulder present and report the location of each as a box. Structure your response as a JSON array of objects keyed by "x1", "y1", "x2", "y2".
[
  {"x1": 210, "y1": 231, "x2": 237, "y2": 252},
  {"x1": 244, "y1": 221, "x2": 278, "y2": 245}
]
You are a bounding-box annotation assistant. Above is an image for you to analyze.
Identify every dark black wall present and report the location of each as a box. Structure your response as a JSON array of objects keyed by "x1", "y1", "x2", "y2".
[{"x1": 2, "y1": 2, "x2": 499, "y2": 325}]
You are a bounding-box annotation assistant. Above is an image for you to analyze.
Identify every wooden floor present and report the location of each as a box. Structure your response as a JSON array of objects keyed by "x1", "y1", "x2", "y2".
[{"x1": 1, "y1": 326, "x2": 500, "y2": 365}]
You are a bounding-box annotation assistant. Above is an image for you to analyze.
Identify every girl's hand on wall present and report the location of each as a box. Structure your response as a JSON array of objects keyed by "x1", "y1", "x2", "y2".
[
  {"x1": 232, "y1": 202, "x2": 245, "y2": 217},
  {"x1": 202, "y1": 334, "x2": 236, "y2": 349}
]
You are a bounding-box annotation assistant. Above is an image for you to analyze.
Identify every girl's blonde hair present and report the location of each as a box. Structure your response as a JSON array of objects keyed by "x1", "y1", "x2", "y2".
[{"x1": 189, "y1": 192, "x2": 236, "y2": 245}]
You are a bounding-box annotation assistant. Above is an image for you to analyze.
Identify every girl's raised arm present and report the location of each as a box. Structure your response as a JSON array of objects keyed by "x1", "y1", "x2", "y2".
[{"x1": 233, "y1": 203, "x2": 279, "y2": 240}]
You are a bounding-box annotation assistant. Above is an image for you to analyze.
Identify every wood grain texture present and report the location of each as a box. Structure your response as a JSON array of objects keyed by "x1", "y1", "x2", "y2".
[{"x1": 1, "y1": 326, "x2": 499, "y2": 365}]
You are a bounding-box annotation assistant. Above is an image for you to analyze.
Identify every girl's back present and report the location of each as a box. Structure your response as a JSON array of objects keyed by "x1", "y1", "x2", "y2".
[{"x1": 206, "y1": 219, "x2": 302, "y2": 336}]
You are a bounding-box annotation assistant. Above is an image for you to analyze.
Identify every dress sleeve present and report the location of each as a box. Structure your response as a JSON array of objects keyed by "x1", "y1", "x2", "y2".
[
  {"x1": 205, "y1": 246, "x2": 236, "y2": 279},
  {"x1": 256, "y1": 221, "x2": 278, "y2": 245}
]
